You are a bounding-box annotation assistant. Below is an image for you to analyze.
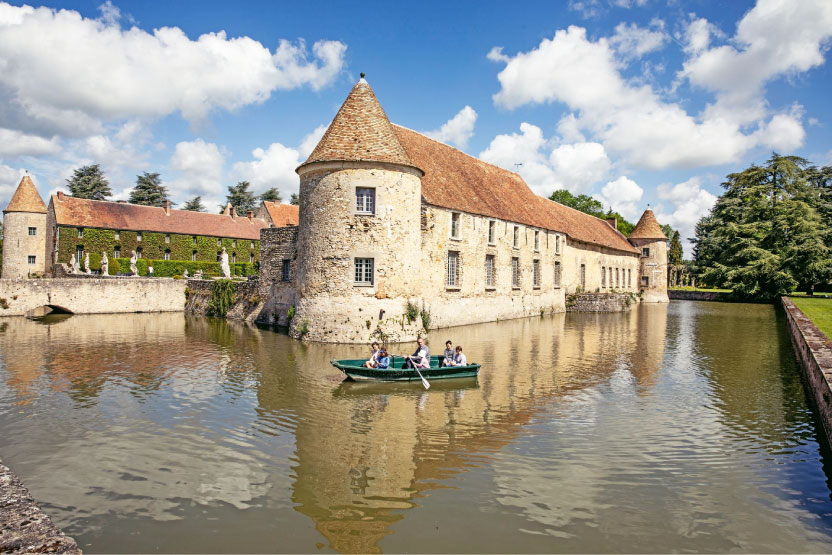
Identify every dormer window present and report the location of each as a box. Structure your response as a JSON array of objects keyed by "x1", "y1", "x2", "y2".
[
  {"x1": 77, "y1": 228, "x2": 83, "y2": 238},
  {"x1": 136, "y1": 232, "x2": 142, "y2": 242},
  {"x1": 356, "y1": 187, "x2": 375, "y2": 215}
]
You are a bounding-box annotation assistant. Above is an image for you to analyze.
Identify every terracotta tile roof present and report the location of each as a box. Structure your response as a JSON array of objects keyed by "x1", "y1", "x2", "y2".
[
  {"x1": 262, "y1": 201, "x2": 299, "y2": 227},
  {"x1": 298, "y1": 79, "x2": 418, "y2": 171},
  {"x1": 392, "y1": 125, "x2": 638, "y2": 253},
  {"x1": 50, "y1": 194, "x2": 268, "y2": 240},
  {"x1": 629, "y1": 209, "x2": 667, "y2": 240},
  {"x1": 4, "y1": 175, "x2": 47, "y2": 214}
]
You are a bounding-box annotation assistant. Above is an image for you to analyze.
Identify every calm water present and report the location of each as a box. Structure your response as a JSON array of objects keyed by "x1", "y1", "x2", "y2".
[{"x1": 1, "y1": 302, "x2": 832, "y2": 553}]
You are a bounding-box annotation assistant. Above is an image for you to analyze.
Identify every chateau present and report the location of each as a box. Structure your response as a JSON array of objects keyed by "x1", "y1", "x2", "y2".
[{"x1": 259, "y1": 77, "x2": 668, "y2": 342}]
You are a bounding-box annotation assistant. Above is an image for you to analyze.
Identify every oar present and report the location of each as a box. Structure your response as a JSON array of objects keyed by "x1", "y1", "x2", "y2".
[{"x1": 397, "y1": 354, "x2": 430, "y2": 389}]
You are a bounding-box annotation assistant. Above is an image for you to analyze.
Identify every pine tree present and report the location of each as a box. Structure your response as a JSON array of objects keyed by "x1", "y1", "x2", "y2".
[
  {"x1": 290, "y1": 193, "x2": 299, "y2": 206},
  {"x1": 668, "y1": 231, "x2": 684, "y2": 266},
  {"x1": 182, "y1": 196, "x2": 205, "y2": 212},
  {"x1": 129, "y1": 172, "x2": 170, "y2": 207},
  {"x1": 259, "y1": 187, "x2": 282, "y2": 203},
  {"x1": 67, "y1": 164, "x2": 112, "y2": 200},
  {"x1": 224, "y1": 181, "x2": 258, "y2": 214}
]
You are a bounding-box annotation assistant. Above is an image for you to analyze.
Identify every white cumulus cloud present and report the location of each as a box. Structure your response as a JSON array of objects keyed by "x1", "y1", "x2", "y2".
[
  {"x1": 595, "y1": 176, "x2": 643, "y2": 221},
  {"x1": 609, "y1": 21, "x2": 668, "y2": 59},
  {"x1": 654, "y1": 176, "x2": 718, "y2": 256},
  {"x1": 167, "y1": 139, "x2": 226, "y2": 209},
  {"x1": 423, "y1": 106, "x2": 478, "y2": 149}
]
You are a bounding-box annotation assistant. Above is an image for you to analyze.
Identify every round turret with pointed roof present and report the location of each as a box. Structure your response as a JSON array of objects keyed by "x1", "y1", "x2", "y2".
[
  {"x1": 629, "y1": 208, "x2": 666, "y2": 240},
  {"x1": 4, "y1": 175, "x2": 46, "y2": 214},
  {"x1": 297, "y1": 76, "x2": 421, "y2": 174}
]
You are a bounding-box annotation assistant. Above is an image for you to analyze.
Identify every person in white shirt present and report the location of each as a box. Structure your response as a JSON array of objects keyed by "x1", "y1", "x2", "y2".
[
  {"x1": 363, "y1": 342, "x2": 381, "y2": 368},
  {"x1": 451, "y1": 345, "x2": 467, "y2": 367}
]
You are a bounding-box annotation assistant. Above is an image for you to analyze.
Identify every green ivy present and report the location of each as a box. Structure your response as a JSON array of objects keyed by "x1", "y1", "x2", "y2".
[
  {"x1": 207, "y1": 279, "x2": 237, "y2": 317},
  {"x1": 106, "y1": 258, "x2": 257, "y2": 277}
]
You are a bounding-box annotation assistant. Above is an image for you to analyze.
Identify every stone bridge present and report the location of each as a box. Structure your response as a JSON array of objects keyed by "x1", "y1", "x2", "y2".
[{"x1": 0, "y1": 277, "x2": 186, "y2": 318}]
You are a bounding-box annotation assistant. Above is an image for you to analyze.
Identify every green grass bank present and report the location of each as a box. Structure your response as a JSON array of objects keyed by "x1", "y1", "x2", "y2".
[{"x1": 790, "y1": 297, "x2": 832, "y2": 341}]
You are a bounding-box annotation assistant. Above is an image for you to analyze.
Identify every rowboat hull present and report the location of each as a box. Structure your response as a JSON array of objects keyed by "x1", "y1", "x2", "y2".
[{"x1": 331, "y1": 355, "x2": 480, "y2": 382}]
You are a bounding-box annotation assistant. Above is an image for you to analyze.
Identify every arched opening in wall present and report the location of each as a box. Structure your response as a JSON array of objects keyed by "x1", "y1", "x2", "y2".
[{"x1": 25, "y1": 304, "x2": 74, "y2": 320}]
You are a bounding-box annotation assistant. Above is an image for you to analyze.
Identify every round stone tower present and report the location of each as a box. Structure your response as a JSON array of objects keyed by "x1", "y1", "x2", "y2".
[
  {"x1": 629, "y1": 208, "x2": 669, "y2": 303},
  {"x1": 2, "y1": 175, "x2": 47, "y2": 279},
  {"x1": 293, "y1": 76, "x2": 425, "y2": 342}
]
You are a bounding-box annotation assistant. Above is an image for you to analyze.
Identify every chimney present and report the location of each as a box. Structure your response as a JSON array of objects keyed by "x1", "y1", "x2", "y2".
[
  {"x1": 163, "y1": 199, "x2": 171, "y2": 215},
  {"x1": 57, "y1": 191, "x2": 64, "y2": 200},
  {"x1": 223, "y1": 203, "x2": 232, "y2": 216},
  {"x1": 246, "y1": 210, "x2": 254, "y2": 220},
  {"x1": 606, "y1": 217, "x2": 617, "y2": 230}
]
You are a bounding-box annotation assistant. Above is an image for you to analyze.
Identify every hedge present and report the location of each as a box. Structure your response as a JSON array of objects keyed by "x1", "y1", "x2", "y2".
[{"x1": 98, "y1": 258, "x2": 258, "y2": 277}]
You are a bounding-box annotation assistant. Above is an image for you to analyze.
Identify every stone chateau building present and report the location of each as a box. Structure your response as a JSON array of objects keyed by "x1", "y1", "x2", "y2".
[
  {"x1": 259, "y1": 77, "x2": 668, "y2": 342},
  {"x1": 1, "y1": 176, "x2": 298, "y2": 278}
]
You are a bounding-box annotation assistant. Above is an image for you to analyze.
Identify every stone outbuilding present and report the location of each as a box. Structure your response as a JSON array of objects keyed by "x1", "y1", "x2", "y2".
[{"x1": 2, "y1": 175, "x2": 47, "y2": 279}]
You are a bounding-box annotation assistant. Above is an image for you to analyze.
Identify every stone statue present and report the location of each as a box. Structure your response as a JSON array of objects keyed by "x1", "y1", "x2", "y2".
[
  {"x1": 220, "y1": 247, "x2": 231, "y2": 279},
  {"x1": 68, "y1": 254, "x2": 77, "y2": 274},
  {"x1": 71, "y1": 254, "x2": 81, "y2": 274},
  {"x1": 100, "y1": 252, "x2": 109, "y2": 276},
  {"x1": 182, "y1": 269, "x2": 189, "y2": 278},
  {"x1": 129, "y1": 250, "x2": 139, "y2": 277},
  {"x1": 83, "y1": 252, "x2": 92, "y2": 274},
  {"x1": 194, "y1": 270, "x2": 203, "y2": 280}
]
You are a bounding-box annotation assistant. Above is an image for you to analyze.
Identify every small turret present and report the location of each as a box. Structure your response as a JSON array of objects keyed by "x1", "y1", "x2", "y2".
[
  {"x1": 2, "y1": 175, "x2": 48, "y2": 279},
  {"x1": 629, "y1": 208, "x2": 668, "y2": 303}
]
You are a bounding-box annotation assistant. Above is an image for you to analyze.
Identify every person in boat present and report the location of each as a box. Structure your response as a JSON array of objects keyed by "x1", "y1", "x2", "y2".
[
  {"x1": 376, "y1": 349, "x2": 391, "y2": 370},
  {"x1": 363, "y1": 342, "x2": 381, "y2": 368},
  {"x1": 405, "y1": 337, "x2": 430, "y2": 369},
  {"x1": 452, "y1": 345, "x2": 467, "y2": 367},
  {"x1": 440, "y1": 340, "x2": 454, "y2": 367}
]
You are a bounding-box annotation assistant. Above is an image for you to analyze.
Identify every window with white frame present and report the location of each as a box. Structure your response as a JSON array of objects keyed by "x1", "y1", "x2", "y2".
[
  {"x1": 114, "y1": 247, "x2": 121, "y2": 258},
  {"x1": 165, "y1": 234, "x2": 171, "y2": 244},
  {"x1": 164, "y1": 250, "x2": 170, "y2": 261},
  {"x1": 356, "y1": 188, "x2": 375, "y2": 214},
  {"x1": 450, "y1": 212, "x2": 461, "y2": 239},
  {"x1": 533, "y1": 259, "x2": 540, "y2": 287},
  {"x1": 488, "y1": 220, "x2": 495, "y2": 244},
  {"x1": 534, "y1": 230, "x2": 539, "y2": 252},
  {"x1": 446, "y1": 251, "x2": 460, "y2": 287},
  {"x1": 511, "y1": 257, "x2": 520, "y2": 287},
  {"x1": 354, "y1": 257, "x2": 374, "y2": 285},
  {"x1": 513, "y1": 226, "x2": 519, "y2": 248},
  {"x1": 75, "y1": 245, "x2": 83, "y2": 260},
  {"x1": 554, "y1": 261, "x2": 561, "y2": 288},
  {"x1": 137, "y1": 232, "x2": 142, "y2": 242},
  {"x1": 485, "y1": 254, "x2": 495, "y2": 287},
  {"x1": 77, "y1": 227, "x2": 84, "y2": 238},
  {"x1": 115, "y1": 231, "x2": 120, "y2": 240}
]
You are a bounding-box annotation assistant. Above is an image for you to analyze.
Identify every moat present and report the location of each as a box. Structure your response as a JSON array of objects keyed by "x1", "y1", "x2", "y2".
[{"x1": 2, "y1": 302, "x2": 832, "y2": 553}]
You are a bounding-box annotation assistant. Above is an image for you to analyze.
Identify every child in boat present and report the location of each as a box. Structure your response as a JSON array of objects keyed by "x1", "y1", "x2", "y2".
[
  {"x1": 405, "y1": 337, "x2": 431, "y2": 369},
  {"x1": 441, "y1": 340, "x2": 454, "y2": 367},
  {"x1": 363, "y1": 342, "x2": 381, "y2": 368},
  {"x1": 376, "y1": 349, "x2": 391, "y2": 370},
  {"x1": 451, "y1": 345, "x2": 467, "y2": 366}
]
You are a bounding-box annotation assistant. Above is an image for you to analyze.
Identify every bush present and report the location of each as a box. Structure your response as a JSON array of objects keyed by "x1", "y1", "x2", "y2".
[{"x1": 110, "y1": 258, "x2": 256, "y2": 277}]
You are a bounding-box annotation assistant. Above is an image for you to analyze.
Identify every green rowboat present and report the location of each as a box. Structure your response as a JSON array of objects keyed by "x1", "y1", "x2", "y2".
[{"x1": 332, "y1": 355, "x2": 480, "y2": 382}]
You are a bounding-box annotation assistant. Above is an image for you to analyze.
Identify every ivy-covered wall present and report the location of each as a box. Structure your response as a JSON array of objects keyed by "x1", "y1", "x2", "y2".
[{"x1": 57, "y1": 226, "x2": 260, "y2": 268}]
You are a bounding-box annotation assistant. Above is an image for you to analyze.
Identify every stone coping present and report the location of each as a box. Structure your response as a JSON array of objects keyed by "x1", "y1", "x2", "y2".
[
  {"x1": 0, "y1": 457, "x2": 81, "y2": 553},
  {"x1": 781, "y1": 297, "x2": 832, "y2": 446}
]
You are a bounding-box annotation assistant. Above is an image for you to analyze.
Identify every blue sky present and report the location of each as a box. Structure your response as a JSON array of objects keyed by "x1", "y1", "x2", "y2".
[{"x1": 0, "y1": 0, "x2": 830, "y2": 254}]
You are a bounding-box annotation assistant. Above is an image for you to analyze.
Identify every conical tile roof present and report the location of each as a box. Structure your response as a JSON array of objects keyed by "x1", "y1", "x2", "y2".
[
  {"x1": 298, "y1": 78, "x2": 419, "y2": 172},
  {"x1": 629, "y1": 209, "x2": 666, "y2": 240},
  {"x1": 4, "y1": 175, "x2": 46, "y2": 213}
]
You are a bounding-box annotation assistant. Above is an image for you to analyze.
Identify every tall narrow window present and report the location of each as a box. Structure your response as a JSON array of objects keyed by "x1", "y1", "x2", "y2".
[
  {"x1": 114, "y1": 231, "x2": 120, "y2": 240},
  {"x1": 165, "y1": 234, "x2": 171, "y2": 244},
  {"x1": 533, "y1": 260, "x2": 540, "y2": 287},
  {"x1": 217, "y1": 238, "x2": 222, "y2": 247},
  {"x1": 77, "y1": 228, "x2": 84, "y2": 238},
  {"x1": 485, "y1": 254, "x2": 495, "y2": 287},
  {"x1": 193, "y1": 236, "x2": 197, "y2": 245},
  {"x1": 555, "y1": 235, "x2": 561, "y2": 255},
  {"x1": 249, "y1": 253, "x2": 254, "y2": 264},
  {"x1": 446, "y1": 251, "x2": 460, "y2": 287},
  {"x1": 355, "y1": 188, "x2": 376, "y2": 214},
  {"x1": 28, "y1": 255, "x2": 36, "y2": 264},
  {"x1": 354, "y1": 257, "x2": 374, "y2": 285},
  {"x1": 136, "y1": 247, "x2": 142, "y2": 259},
  {"x1": 251, "y1": 241, "x2": 255, "y2": 249},
  {"x1": 114, "y1": 247, "x2": 121, "y2": 258},
  {"x1": 164, "y1": 250, "x2": 170, "y2": 261},
  {"x1": 511, "y1": 257, "x2": 520, "y2": 287},
  {"x1": 450, "y1": 212, "x2": 461, "y2": 239},
  {"x1": 232, "y1": 239, "x2": 237, "y2": 248},
  {"x1": 513, "y1": 226, "x2": 519, "y2": 248},
  {"x1": 601, "y1": 266, "x2": 606, "y2": 288},
  {"x1": 534, "y1": 231, "x2": 540, "y2": 252},
  {"x1": 76, "y1": 245, "x2": 84, "y2": 260},
  {"x1": 192, "y1": 251, "x2": 197, "y2": 261},
  {"x1": 137, "y1": 232, "x2": 142, "y2": 242},
  {"x1": 488, "y1": 221, "x2": 495, "y2": 244},
  {"x1": 282, "y1": 259, "x2": 291, "y2": 281},
  {"x1": 580, "y1": 264, "x2": 586, "y2": 288},
  {"x1": 28, "y1": 227, "x2": 36, "y2": 236},
  {"x1": 554, "y1": 261, "x2": 561, "y2": 288},
  {"x1": 641, "y1": 275, "x2": 649, "y2": 287},
  {"x1": 232, "y1": 253, "x2": 237, "y2": 264},
  {"x1": 616, "y1": 268, "x2": 620, "y2": 288},
  {"x1": 628, "y1": 269, "x2": 632, "y2": 288}
]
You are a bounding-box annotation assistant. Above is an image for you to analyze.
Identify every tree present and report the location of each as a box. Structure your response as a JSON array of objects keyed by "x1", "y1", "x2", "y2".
[
  {"x1": 549, "y1": 190, "x2": 604, "y2": 216},
  {"x1": 259, "y1": 187, "x2": 282, "y2": 203},
  {"x1": 290, "y1": 193, "x2": 299, "y2": 206},
  {"x1": 224, "y1": 181, "x2": 258, "y2": 214},
  {"x1": 67, "y1": 164, "x2": 112, "y2": 200},
  {"x1": 668, "y1": 231, "x2": 683, "y2": 266},
  {"x1": 129, "y1": 172, "x2": 170, "y2": 207},
  {"x1": 182, "y1": 196, "x2": 205, "y2": 212},
  {"x1": 691, "y1": 153, "x2": 832, "y2": 299}
]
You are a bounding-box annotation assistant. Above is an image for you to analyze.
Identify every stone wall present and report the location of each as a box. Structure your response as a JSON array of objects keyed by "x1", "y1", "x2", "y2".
[
  {"x1": 184, "y1": 278, "x2": 264, "y2": 322},
  {"x1": 1, "y1": 211, "x2": 46, "y2": 279},
  {"x1": 0, "y1": 277, "x2": 186, "y2": 317},
  {"x1": 0, "y1": 457, "x2": 80, "y2": 553},
  {"x1": 668, "y1": 290, "x2": 730, "y2": 301},
  {"x1": 257, "y1": 226, "x2": 298, "y2": 326},
  {"x1": 631, "y1": 236, "x2": 669, "y2": 303},
  {"x1": 566, "y1": 292, "x2": 637, "y2": 312},
  {"x1": 561, "y1": 237, "x2": 640, "y2": 296},
  {"x1": 781, "y1": 297, "x2": 832, "y2": 446}
]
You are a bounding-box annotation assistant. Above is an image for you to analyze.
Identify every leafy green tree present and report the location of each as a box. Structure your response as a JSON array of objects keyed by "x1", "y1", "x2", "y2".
[
  {"x1": 182, "y1": 196, "x2": 205, "y2": 212},
  {"x1": 259, "y1": 187, "x2": 282, "y2": 203},
  {"x1": 290, "y1": 193, "x2": 299, "y2": 206},
  {"x1": 67, "y1": 164, "x2": 112, "y2": 200},
  {"x1": 668, "y1": 231, "x2": 684, "y2": 266},
  {"x1": 549, "y1": 190, "x2": 604, "y2": 216},
  {"x1": 692, "y1": 153, "x2": 832, "y2": 299},
  {"x1": 129, "y1": 172, "x2": 170, "y2": 207},
  {"x1": 224, "y1": 181, "x2": 258, "y2": 214}
]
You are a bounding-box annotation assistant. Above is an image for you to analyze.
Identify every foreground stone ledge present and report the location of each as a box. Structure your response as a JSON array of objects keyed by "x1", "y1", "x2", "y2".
[
  {"x1": 0, "y1": 457, "x2": 80, "y2": 554},
  {"x1": 782, "y1": 297, "x2": 832, "y2": 446}
]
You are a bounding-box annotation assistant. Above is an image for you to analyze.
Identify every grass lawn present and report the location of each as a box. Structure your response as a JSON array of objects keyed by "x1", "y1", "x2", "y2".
[
  {"x1": 790, "y1": 296, "x2": 832, "y2": 340},
  {"x1": 669, "y1": 286, "x2": 733, "y2": 293}
]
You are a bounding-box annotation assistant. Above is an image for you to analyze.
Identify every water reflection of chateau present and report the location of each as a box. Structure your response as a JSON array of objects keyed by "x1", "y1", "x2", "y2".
[{"x1": 1, "y1": 308, "x2": 669, "y2": 553}]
